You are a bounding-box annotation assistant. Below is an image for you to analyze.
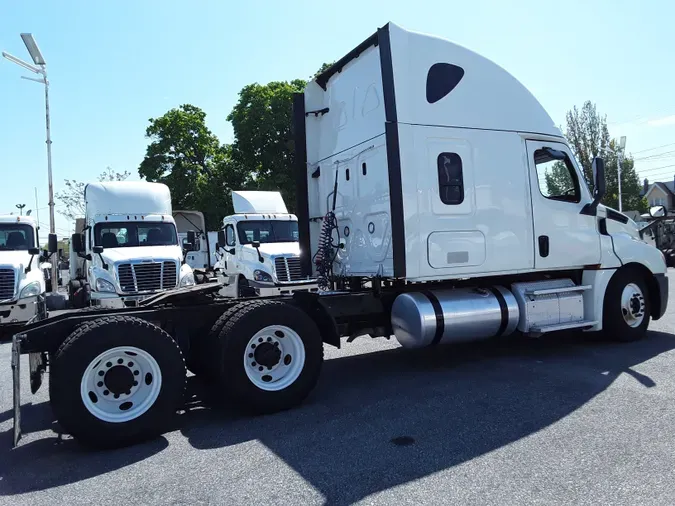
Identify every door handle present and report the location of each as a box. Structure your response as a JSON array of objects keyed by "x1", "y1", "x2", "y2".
[{"x1": 538, "y1": 235, "x2": 549, "y2": 257}]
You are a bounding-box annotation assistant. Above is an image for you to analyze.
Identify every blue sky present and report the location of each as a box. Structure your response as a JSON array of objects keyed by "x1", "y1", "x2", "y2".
[{"x1": 1, "y1": 0, "x2": 674, "y2": 240}]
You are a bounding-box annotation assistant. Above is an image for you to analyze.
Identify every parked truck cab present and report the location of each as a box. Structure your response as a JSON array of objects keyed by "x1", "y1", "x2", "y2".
[
  {"x1": 215, "y1": 191, "x2": 317, "y2": 296},
  {"x1": 0, "y1": 215, "x2": 47, "y2": 337},
  {"x1": 69, "y1": 181, "x2": 195, "y2": 308}
]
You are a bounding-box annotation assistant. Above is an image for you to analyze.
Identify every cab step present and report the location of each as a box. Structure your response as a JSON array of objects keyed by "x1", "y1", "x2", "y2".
[{"x1": 529, "y1": 320, "x2": 598, "y2": 335}]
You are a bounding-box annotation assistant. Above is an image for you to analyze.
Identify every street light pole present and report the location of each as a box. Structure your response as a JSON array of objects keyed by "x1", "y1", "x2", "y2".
[
  {"x1": 2, "y1": 33, "x2": 58, "y2": 292},
  {"x1": 15, "y1": 204, "x2": 26, "y2": 216},
  {"x1": 617, "y1": 136, "x2": 627, "y2": 212}
]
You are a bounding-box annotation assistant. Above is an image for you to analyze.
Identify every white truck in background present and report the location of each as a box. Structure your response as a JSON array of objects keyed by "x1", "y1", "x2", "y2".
[
  {"x1": 11, "y1": 22, "x2": 670, "y2": 449},
  {"x1": 173, "y1": 211, "x2": 223, "y2": 283},
  {"x1": 214, "y1": 191, "x2": 318, "y2": 297},
  {"x1": 0, "y1": 215, "x2": 49, "y2": 338},
  {"x1": 69, "y1": 181, "x2": 195, "y2": 308}
]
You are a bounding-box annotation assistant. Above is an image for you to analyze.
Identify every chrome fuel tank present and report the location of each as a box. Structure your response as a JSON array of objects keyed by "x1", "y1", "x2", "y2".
[{"x1": 391, "y1": 287, "x2": 519, "y2": 349}]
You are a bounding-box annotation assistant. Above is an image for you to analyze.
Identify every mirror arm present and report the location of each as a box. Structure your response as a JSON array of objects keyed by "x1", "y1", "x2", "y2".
[
  {"x1": 96, "y1": 253, "x2": 108, "y2": 269},
  {"x1": 25, "y1": 254, "x2": 35, "y2": 274}
]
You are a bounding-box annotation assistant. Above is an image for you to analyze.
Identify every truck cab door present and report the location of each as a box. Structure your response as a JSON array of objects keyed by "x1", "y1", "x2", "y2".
[
  {"x1": 223, "y1": 223, "x2": 237, "y2": 276},
  {"x1": 526, "y1": 140, "x2": 601, "y2": 269}
]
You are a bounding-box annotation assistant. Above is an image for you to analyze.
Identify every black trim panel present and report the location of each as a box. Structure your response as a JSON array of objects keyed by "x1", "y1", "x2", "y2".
[
  {"x1": 315, "y1": 33, "x2": 379, "y2": 90},
  {"x1": 292, "y1": 93, "x2": 312, "y2": 278},
  {"x1": 599, "y1": 218, "x2": 608, "y2": 235},
  {"x1": 606, "y1": 209, "x2": 629, "y2": 224},
  {"x1": 378, "y1": 24, "x2": 406, "y2": 278},
  {"x1": 654, "y1": 273, "x2": 669, "y2": 320},
  {"x1": 422, "y1": 291, "x2": 445, "y2": 346},
  {"x1": 489, "y1": 287, "x2": 509, "y2": 337}
]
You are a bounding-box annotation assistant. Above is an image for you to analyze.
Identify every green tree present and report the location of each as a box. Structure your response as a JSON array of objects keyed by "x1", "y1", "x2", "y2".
[
  {"x1": 138, "y1": 104, "x2": 243, "y2": 228},
  {"x1": 56, "y1": 167, "x2": 130, "y2": 221},
  {"x1": 547, "y1": 101, "x2": 647, "y2": 213},
  {"x1": 227, "y1": 80, "x2": 307, "y2": 212},
  {"x1": 227, "y1": 62, "x2": 335, "y2": 213}
]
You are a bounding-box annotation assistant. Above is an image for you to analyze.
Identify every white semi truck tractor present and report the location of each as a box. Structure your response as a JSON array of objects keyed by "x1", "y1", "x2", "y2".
[
  {"x1": 11, "y1": 23, "x2": 668, "y2": 449},
  {"x1": 68, "y1": 181, "x2": 195, "y2": 308},
  {"x1": 0, "y1": 215, "x2": 51, "y2": 339},
  {"x1": 215, "y1": 191, "x2": 318, "y2": 297}
]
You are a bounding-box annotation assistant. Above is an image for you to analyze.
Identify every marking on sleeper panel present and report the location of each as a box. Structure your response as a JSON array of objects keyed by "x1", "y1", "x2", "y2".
[
  {"x1": 421, "y1": 291, "x2": 444, "y2": 346},
  {"x1": 488, "y1": 287, "x2": 509, "y2": 337}
]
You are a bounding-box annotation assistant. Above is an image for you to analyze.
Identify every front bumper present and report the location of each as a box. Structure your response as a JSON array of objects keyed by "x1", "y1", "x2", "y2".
[
  {"x1": 249, "y1": 279, "x2": 319, "y2": 297},
  {"x1": 654, "y1": 273, "x2": 669, "y2": 320},
  {"x1": 0, "y1": 296, "x2": 40, "y2": 338}
]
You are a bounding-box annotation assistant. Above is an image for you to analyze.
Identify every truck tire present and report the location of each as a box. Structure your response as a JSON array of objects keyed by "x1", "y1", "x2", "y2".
[
  {"x1": 602, "y1": 268, "x2": 651, "y2": 342},
  {"x1": 49, "y1": 315, "x2": 186, "y2": 448},
  {"x1": 215, "y1": 300, "x2": 323, "y2": 414},
  {"x1": 186, "y1": 302, "x2": 241, "y2": 378}
]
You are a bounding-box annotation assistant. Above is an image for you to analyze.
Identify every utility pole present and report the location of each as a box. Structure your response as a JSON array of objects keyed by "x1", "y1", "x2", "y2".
[
  {"x1": 617, "y1": 136, "x2": 627, "y2": 212},
  {"x1": 15, "y1": 203, "x2": 26, "y2": 215},
  {"x1": 3, "y1": 34, "x2": 58, "y2": 292}
]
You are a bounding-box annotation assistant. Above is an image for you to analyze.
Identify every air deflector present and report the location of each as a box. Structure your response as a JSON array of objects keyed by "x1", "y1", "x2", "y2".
[{"x1": 426, "y1": 63, "x2": 465, "y2": 104}]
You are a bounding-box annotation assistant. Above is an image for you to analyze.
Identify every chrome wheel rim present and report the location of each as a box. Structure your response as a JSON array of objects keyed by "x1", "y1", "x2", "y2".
[
  {"x1": 621, "y1": 283, "x2": 646, "y2": 328},
  {"x1": 243, "y1": 325, "x2": 306, "y2": 391}
]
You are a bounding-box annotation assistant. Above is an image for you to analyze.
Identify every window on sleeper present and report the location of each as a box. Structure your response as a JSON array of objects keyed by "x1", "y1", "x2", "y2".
[{"x1": 437, "y1": 152, "x2": 464, "y2": 205}]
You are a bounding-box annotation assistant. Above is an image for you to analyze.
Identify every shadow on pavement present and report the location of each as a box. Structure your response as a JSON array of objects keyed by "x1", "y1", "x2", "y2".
[
  {"x1": 181, "y1": 330, "x2": 675, "y2": 505},
  {"x1": 0, "y1": 330, "x2": 673, "y2": 501}
]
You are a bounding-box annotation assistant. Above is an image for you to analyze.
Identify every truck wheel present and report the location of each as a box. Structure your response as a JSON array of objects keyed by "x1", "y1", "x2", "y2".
[
  {"x1": 49, "y1": 315, "x2": 186, "y2": 448},
  {"x1": 602, "y1": 268, "x2": 650, "y2": 342},
  {"x1": 216, "y1": 300, "x2": 323, "y2": 414},
  {"x1": 187, "y1": 302, "x2": 243, "y2": 378}
]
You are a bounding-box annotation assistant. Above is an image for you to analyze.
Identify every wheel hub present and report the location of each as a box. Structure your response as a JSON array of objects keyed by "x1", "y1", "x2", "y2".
[
  {"x1": 254, "y1": 342, "x2": 282, "y2": 369},
  {"x1": 81, "y1": 346, "x2": 162, "y2": 423},
  {"x1": 244, "y1": 325, "x2": 306, "y2": 392},
  {"x1": 104, "y1": 365, "x2": 135, "y2": 395},
  {"x1": 621, "y1": 283, "x2": 645, "y2": 328}
]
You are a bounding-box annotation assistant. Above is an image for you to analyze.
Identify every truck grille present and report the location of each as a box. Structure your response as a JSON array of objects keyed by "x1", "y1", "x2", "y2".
[
  {"x1": 0, "y1": 268, "x2": 15, "y2": 301},
  {"x1": 117, "y1": 261, "x2": 178, "y2": 293},
  {"x1": 274, "y1": 257, "x2": 304, "y2": 282}
]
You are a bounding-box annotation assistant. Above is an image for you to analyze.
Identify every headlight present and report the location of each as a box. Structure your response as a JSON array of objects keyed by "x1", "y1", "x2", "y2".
[
  {"x1": 254, "y1": 269, "x2": 273, "y2": 282},
  {"x1": 19, "y1": 281, "x2": 42, "y2": 299},
  {"x1": 95, "y1": 278, "x2": 116, "y2": 293},
  {"x1": 180, "y1": 272, "x2": 195, "y2": 287}
]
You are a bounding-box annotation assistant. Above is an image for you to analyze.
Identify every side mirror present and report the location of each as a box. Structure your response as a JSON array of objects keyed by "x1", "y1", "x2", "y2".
[
  {"x1": 71, "y1": 233, "x2": 84, "y2": 254},
  {"x1": 217, "y1": 230, "x2": 226, "y2": 246},
  {"x1": 582, "y1": 157, "x2": 606, "y2": 216},
  {"x1": 48, "y1": 233, "x2": 58, "y2": 254},
  {"x1": 251, "y1": 240, "x2": 261, "y2": 248},
  {"x1": 650, "y1": 205, "x2": 666, "y2": 218},
  {"x1": 28, "y1": 247, "x2": 40, "y2": 256},
  {"x1": 187, "y1": 230, "x2": 196, "y2": 248},
  {"x1": 182, "y1": 242, "x2": 194, "y2": 252}
]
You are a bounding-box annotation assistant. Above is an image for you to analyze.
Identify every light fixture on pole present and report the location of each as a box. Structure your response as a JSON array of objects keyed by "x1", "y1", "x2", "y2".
[
  {"x1": 15, "y1": 204, "x2": 26, "y2": 216},
  {"x1": 617, "y1": 136, "x2": 627, "y2": 212},
  {"x1": 2, "y1": 33, "x2": 57, "y2": 293}
]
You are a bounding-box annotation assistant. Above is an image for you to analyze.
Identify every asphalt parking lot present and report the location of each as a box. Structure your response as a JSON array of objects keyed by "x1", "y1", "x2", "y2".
[{"x1": 2, "y1": 276, "x2": 675, "y2": 505}]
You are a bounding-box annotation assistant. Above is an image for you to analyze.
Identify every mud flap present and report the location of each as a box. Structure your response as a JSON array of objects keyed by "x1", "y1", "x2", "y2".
[{"x1": 11, "y1": 335, "x2": 21, "y2": 447}]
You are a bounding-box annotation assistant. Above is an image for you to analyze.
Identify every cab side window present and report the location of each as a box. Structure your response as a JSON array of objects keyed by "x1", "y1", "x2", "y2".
[
  {"x1": 225, "y1": 225, "x2": 235, "y2": 247},
  {"x1": 534, "y1": 148, "x2": 581, "y2": 203}
]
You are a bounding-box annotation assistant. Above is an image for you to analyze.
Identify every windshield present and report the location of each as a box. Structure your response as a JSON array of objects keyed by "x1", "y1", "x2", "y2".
[
  {"x1": 236, "y1": 220, "x2": 299, "y2": 244},
  {"x1": 0, "y1": 223, "x2": 36, "y2": 251},
  {"x1": 94, "y1": 222, "x2": 178, "y2": 248}
]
